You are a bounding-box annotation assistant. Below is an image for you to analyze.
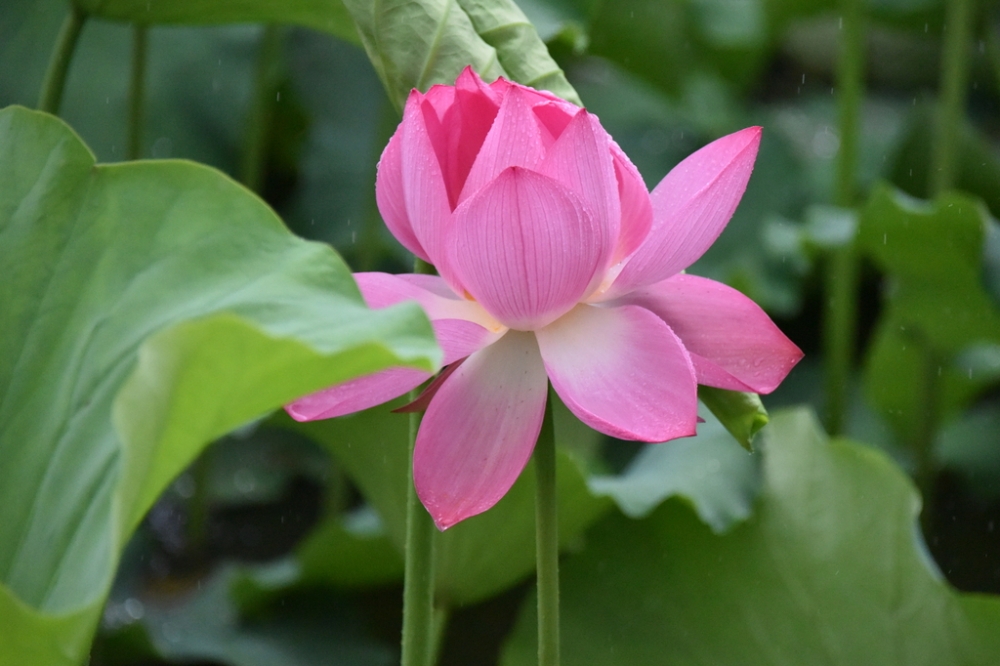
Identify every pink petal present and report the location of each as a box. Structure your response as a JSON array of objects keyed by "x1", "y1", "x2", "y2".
[
  {"x1": 456, "y1": 66, "x2": 501, "y2": 106},
  {"x1": 421, "y1": 81, "x2": 457, "y2": 120},
  {"x1": 532, "y1": 101, "x2": 574, "y2": 145},
  {"x1": 354, "y1": 272, "x2": 499, "y2": 329},
  {"x1": 414, "y1": 331, "x2": 548, "y2": 529},
  {"x1": 446, "y1": 67, "x2": 502, "y2": 204},
  {"x1": 375, "y1": 127, "x2": 428, "y2": 262},
  {"x1": 457, "y1": 86, "x2": 546, "y2": 205},
  {"x1": 393, "y1": 358, "x2": 464, "y2": 413},
  {"x1": 356, "y1": 273, "x2": 502, "y2": 361},
  {"x1": 285, "y1": 314, "x2": 498, "y2": 421},
  {"x1": 286, "y1": 367, "x2": 429, "y2": 421},
  {"x1": 609, "y1": 127, "x2": 762, "y2": 296},
  {"x1": 610, "y1": 142, "x2": 653, "y2": 262},
  {"x1": 616, "y1": 274, "x2": 803, "y2": 394},
  {"x1": 398, "y1": 94, "x2": 465, "y2": 290},
  {"x1": 286, "y1": 274, "x2": 506, "y2": 422},
  {"x1": 536, "y1": 304, "x2": 698, "y2": 442},
  {"x1": 538, "y1": 109, "x2": 620, "y2": 279},
  {"x1": 418, "y1": 93, "x2": 457, "y2": 197},
  {"x1": 450, "y1": 167, "x2": 608, "y2": 330}
]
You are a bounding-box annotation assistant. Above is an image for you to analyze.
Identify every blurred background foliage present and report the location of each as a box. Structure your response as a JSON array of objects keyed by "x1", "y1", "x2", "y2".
[{"x1": 4, "y1": 0, "x2": 1000, "y2": 663}]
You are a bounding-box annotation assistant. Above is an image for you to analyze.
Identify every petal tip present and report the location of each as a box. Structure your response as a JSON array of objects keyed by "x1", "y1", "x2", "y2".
[{"x1": 283, "y1": 404, "x2": 311, "y2": 422}]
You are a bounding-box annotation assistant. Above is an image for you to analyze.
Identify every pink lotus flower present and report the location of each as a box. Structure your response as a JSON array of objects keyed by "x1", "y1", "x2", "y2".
[{"x1": 288, "y1": 68, "x2": 802, "y2": 529}]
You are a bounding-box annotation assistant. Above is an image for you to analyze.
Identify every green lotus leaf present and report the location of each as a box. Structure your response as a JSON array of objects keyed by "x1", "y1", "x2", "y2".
[{"x1": 0, "y1": 105, "x2": 438, "y2": 665}]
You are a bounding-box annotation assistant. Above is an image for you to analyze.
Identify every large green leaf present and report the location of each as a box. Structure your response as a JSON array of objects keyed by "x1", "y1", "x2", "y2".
[
  {"x1": 72, "y1": 0, "x2": 360, "y2": 44},
  {"x1": 341, "y1": 0, "x2": 578, "y2": 110},
  {"x1": 277, "y1": 397, "x2": 611, "y2": 606},
  {"x1": 0, "y1": 106, "x2": 438, "y2": 665},
  {"x1": 588, "y1": 408, "x2": 760, "y2": 533},
  {"x1": 453, "y1": 0, "x2": 580, "y2": 104},
  {"x1": 502, "y1": 408, "x2": 1000, "y2": 665},
  {"x1": 342, "y1": 0, "x2": 503, "y2": 110}
]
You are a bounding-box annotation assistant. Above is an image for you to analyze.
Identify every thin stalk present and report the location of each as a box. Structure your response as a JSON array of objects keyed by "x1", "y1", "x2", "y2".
[
  {"x1": 427, "y1": 605, "x2": 451, "y2": 666},
  {"x1": 127, "y1": 25, "x2": 149, "y2": 161},
  {"x1": 823, "y1": 0, "x2": 865, "y2": 436},
  {"x1": 931, "y1": 0, "x2": 975, "y2": 195},
  {"x1": 240, "y1": 25, "x2": 284, "y2": 191},
  {"x1": 401, "y1": 257, "x2": 438, "y2": 666},
  {"x1": 37, "y1": 5, "x2": 86, "y2": 115},
  {"x1": 535, "y1": 393, "x2": 559, "y2": 666}
]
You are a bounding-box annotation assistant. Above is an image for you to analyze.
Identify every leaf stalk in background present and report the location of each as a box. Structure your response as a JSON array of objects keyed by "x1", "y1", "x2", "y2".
[
  {"x1": 535, "y1": 392, "x2": 560, "y2": 666},
  {"x1": 240, "y1": 25, "x2": 284, "y2": 192},
  {"x1": 914, "y1": 0, "x2": 974, "y2": 517},
  {"x1": 823, "y1": 0, "x2": 865, "y2": 436},
  {"x1": 931, "y1": 0, "x2": 975, "y2": 195},
  {"x1": 127, "y1": 24, "x2": 148, "y2": 160},
  {"x1": 37, "y1": 4, "x2": 87, "y2": 115},
  {"x1": 402, "y1": 257, "x2": 440, "y2": 666}
]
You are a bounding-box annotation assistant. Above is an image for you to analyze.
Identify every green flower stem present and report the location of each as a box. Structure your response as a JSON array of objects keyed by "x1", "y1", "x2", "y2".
[
  {"x1": 37, "y1": 4, "x2": 86, "y2": 115},
  {"x1": 240, "y1": 25, "x2": 284, "y2": 192},
  {"x1": 931, "y1": 0, "x2": 975, "y2": 195},
  {"x1": 401, "y1": 257, "x2": 438, "y2": 666},
  {"x1": 535, "y1": 392, "x2": 559, "y2": 666},
  {"x1": 823, "y1": 0, "x2": 865, "y2": 436},
  {"x1": 127, "y1": 24, "x2": 149, "y2": 161},
  {"x1": 428, "y1": 605, "x2": 451, "y2": 666}
]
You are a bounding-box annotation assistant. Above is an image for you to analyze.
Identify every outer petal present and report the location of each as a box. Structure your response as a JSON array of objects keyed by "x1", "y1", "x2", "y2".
[
  {"x1": 414, "y1": 331, "x2": 548, "y2": 529},
  {"x1": 286, "y1": 273, "x2": 504, "y2": 421},
  {"x1": 354, "y1": 272, "x2": 500, "y2": 330},
  {"x1": 615, "y1": 274, "x2": 803, "y2": 394},
  {"x1": 286, "y1": 368, "x2": 428, "y2": 421},
  {"x1": 398, "y1": 94, "x2": 466, "y2": 291},
  {"x1": 450, "y1": 167, "x2": 608, "y2": 330},
  {"x1": 355, "y1": 272, "x2": 505, "y2": 366},
  {"x1": 536, "y1": 303, "x2": 698, "y2": 442},
  {"x1": 285, "y1": 316, "x2": 494, "y2": 420},
  {"x1": 538, "y1": 109, "x2": 620, "y2": 280},
  {"x1": 608, "y1": 126, "x2": 762, "y2": 296},
  {"x1": 610, "y1": 142, "x2": 653, "y2": 262},
  {"x1": 458, "y1": 85, "x2": 546, "y2": 205},
  {"x1": 375, "y1": 127, "x2": 428, "y2": 261}
]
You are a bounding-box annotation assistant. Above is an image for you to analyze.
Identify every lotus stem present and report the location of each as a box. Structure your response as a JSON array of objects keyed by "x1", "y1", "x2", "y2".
[
  {"x1": 823, "y1": 0, "x2": 865, "y2": 436},
  {"x1": 127, "y1": 24, "x2": 148, "y2": 161},
  {"x1": 37, "y1": 5, "x2": 86, "y2": 115},
  {"x1": 535, "y1": 392, "x2": 560, "y2": 666},
  {"x1": 931, "y1": 0, "x2": 975, "y2": 195},
  {"x1": 240, "y1": 25, "x2": 284, "y2": 191},
  {"x1": 401, "y1": 257, "x2": 439, "y2": 666}
]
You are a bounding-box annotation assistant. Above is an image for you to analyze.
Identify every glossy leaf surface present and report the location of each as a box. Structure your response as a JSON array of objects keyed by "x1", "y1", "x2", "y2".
[
  {"x1": 503, "y1": 408, "x2": 1000, "y2": 665},
  {"x1": 0, "y1": 106, "x2": 438, "y2": 665}
]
